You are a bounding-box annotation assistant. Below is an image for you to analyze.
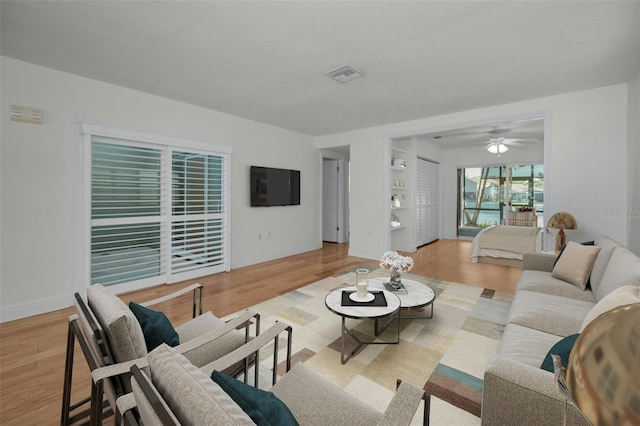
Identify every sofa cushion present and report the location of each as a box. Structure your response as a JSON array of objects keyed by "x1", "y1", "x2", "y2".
[
  {"x1": 540, "y1": 333, "x2": 579, "y2": 372},
  {"x1": 516, "y1": 270, "x2": 596, "y2": 302},
  {"x1": 174, "y1": 311, "x2": 248, "y2": 369},
  {"x1": 590, "y1": 236, "x2": 623, "y2": 295},
  {"x1": 497, "y1": 323, "x2": 563, "y2": 368},
  {"x1": 581, "y1": 285, "x2": 640, "y2": 332},
  {"x1": 129, "y1": 302, "x2": 179, "y2": 351},
  {"x1": 596, "y1": 247, "x2": 640, "y2": 301},
  {"x1": 551, "y1": 242, "x2": 600, "y2": 290},
  {"x1": 147, "y1": 344, "x2": 254, "y2": 425},
  {"x1": 86, "y1": 284, "x2": 147, "y2": 363},
  {"x1": 212, "y1": 370, "x2": 299, "y2": 426},
  {"x1": 271, "y1": 364, "x2": 383, "y2": 425},
  {"x1": 508, "y1": 290, "x2": 594, "y2": 336}
]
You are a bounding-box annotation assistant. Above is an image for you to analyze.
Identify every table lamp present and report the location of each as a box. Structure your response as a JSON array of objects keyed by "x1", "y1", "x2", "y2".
[{"x1": 547, "y1": 212, "x2": 577, "y2": 252}]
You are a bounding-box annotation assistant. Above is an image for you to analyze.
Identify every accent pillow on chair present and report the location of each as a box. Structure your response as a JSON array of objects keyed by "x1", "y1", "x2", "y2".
[
  {"x1": 551, "y1": 242, "x2": 601, "y2": 290},
  {"x1": 129, "y1": 302, "x2": 179, "y2": 351},
  {"x1": 212, "y1": 370, "x2": 299, "y2": 426}
]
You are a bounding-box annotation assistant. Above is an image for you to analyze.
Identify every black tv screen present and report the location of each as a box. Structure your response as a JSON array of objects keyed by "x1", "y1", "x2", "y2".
[{"x1": 250, "y1": 166, "x2": 300, "y2": 207}]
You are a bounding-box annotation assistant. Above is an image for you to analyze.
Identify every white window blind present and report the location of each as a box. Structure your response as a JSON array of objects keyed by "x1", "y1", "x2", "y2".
[{"x1": 89, "y1": 137, "x2": 229, "y2": 290}]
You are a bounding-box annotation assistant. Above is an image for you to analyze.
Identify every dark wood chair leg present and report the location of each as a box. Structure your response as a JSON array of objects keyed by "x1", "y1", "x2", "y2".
[{"x1": 61, "y1": 320, "x2": 75, "y2": 425}]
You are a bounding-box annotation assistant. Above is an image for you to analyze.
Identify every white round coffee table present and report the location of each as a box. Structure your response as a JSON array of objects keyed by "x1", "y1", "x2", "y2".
[
  {"x1": 367, "y1": 277, "x2": 436, "y2": 333},
  {"x1": 325, "y1": 288, "x2": 401, "y2": 364},
  {"x1": 368, "y1": 277, "x2": 435, "y2": 312}
]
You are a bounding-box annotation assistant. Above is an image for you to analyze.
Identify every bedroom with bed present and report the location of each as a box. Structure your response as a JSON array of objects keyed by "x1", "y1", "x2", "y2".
[{"x1": 468, "y1": 224, "x2": 543, "y2": 267}]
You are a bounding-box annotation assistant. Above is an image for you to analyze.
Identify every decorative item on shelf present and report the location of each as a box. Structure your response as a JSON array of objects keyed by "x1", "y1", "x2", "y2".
[
  {"x1": 561, "y1": 303, "x2": 640, "y2": 425},
  {"x1": 546, "y1": 212, "x2": 578, "y2": 252},
  {"x1": 392, "y1": 158, "x2": 407, "y2": 169},
  {"x1": 391, "y1": 194, "x2": 401, "y2": 208},
  {"x1": 390, "y1": 213, "x2": 401, "y2": 227},
  {"x1": 380, "y1": 251, "x2": 414, "y2": 290}
]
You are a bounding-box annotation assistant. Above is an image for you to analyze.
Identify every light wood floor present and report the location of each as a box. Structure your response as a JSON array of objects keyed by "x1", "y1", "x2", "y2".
[{"x1": 0, "y1": 239, "x2": 520, "y2": 425}]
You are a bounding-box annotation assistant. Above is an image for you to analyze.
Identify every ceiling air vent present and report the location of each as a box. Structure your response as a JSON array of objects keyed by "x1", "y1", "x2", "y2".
[{"x1": 324, "y1": 65, "x2": 365, "y2": 83}]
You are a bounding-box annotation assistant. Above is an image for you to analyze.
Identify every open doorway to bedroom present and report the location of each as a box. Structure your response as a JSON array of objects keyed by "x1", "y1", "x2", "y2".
[{"x1": 457, "y1": 164, "x2": 544, "y2": 238}]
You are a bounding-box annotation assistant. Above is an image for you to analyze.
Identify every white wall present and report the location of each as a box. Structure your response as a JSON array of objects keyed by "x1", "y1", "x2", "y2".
[
  {"x1": 628, "y1": 70, "x2": 640, "y2": 255},
  {"x1": 317, "y1": 83, "x2": 630, "y2": 258},
  {"x1": 0, "y1": 57, "x2": 320, "y2": 321}
]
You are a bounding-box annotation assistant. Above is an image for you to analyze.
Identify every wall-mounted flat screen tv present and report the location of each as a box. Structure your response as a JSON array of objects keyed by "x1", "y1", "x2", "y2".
[{"x1": 250, "y1": 166, "x2": 301, "y2": 207}]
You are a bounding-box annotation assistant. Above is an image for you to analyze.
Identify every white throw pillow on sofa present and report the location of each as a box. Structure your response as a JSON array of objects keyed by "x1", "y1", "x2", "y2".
[
  {"x1": 580, "y1": 285, "x2": 640, "y2": 332},
  {"x1": 551, "y1": 241, "x2": 601, "y2": 290},
  {"x1": 595, "y1": 246, "x2": 640, "y2": 301}
]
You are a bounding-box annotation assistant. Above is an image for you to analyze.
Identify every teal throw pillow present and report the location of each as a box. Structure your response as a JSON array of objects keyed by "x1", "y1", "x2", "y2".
[
  {"x1": 129, "y1": 302, "x2": 179, "y2": 351},
  {"x1": 540, "y1": 333, "x2": 580, "y2": 373},
  {"x1": 211, "y1": 370, "x2": 299, "y2": 426}
]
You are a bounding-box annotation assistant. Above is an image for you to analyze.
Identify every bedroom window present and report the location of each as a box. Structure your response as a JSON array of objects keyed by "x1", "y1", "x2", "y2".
[
  {"x1": 458, "y1": 164, "x2": 543, "y2": 237},
  {"x1": 81, "y1": 123, "x2": 231, "y2": 294}
]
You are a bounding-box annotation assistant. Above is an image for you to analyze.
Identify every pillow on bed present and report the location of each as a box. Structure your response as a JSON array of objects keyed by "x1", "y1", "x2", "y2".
[{"x1": 551, "y1": 242, "x2": 601, "y2": 290}]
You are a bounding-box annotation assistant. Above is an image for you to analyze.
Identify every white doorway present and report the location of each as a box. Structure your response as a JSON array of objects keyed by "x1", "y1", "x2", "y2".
[{"x1": 322, "y1": 157, "x2": 349, "y2": 243}]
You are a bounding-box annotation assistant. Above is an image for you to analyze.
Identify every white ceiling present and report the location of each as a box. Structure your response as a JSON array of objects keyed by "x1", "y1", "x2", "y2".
[
  {"x1": 419, "y1": 117, "x2": 545, "y2": 150},
  {"x1": 2, "y1": 1, "x2": 639, "y2": 137}
]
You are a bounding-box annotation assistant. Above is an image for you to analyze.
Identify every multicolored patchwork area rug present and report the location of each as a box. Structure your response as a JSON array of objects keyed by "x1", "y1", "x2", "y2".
[{"x1": 226, "y1": 267, "x2": 513, "y2": 425}]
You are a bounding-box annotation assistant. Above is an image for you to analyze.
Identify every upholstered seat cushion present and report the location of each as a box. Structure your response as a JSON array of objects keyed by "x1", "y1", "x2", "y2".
[
  {"x1": 87, "y1": 284, "x2": 147, "y2": 362},
  {"x1": 508, "y1": 290, "x2": 594, "y2": 336},
  {"x1": 497, "y1": 323, "x2": 563, "y2": 368},
  {"x1": 516, "y1": 270, "x2": 596, "y2": 302},
  {"x1": 271, "y1": 364, "x2": 382, "y2": 426},
  {"x1": 174, "y1": 311, "x2": 248, "y2": 369},
  {"x1": 147, "y1": 344, "x2": 255, "y2": 425}
]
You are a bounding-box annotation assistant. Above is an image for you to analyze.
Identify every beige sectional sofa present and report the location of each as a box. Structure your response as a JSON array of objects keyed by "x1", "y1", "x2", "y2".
[{"x1": 482, "y1": 236, "x2": 640, "y2": 425}]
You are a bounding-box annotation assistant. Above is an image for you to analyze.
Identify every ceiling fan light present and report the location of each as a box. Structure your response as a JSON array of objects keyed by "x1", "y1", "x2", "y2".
[{"x1": 487, "y1": 142, "x2": 508, "y2": 154}]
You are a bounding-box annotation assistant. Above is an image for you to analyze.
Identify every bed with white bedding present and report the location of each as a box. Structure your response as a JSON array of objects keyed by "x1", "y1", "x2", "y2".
[{"x1": 468, "y1": 225, "x2": 542, "y2": 267}]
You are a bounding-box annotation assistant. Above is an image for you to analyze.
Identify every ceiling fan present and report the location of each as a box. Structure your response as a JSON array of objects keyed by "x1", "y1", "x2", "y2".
[{"x1": 483, "y1": 129, "x2": 535, "y2": 156}]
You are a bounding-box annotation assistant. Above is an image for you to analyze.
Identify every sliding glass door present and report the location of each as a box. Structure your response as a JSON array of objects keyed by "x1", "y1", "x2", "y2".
[
  {"x1": 87, "y1": 133, "x2": 230, "y2": 293},
  {"x1": 457, "y1": 164, "x2": 543, "y2": 237}
]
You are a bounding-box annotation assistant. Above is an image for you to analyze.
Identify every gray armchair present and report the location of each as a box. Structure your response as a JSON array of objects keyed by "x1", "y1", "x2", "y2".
[
  {"x1": 121, "y1": 322, "x2": 428, "y2": 426},
  {"x1": 61, "y1": 283, "x2": 260, "y2": 425}
]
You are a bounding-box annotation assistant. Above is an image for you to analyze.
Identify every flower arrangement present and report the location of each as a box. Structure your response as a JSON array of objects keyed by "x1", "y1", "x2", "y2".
[{"x1": 379, "y1": 250, "x2": 414, "y2": 273}]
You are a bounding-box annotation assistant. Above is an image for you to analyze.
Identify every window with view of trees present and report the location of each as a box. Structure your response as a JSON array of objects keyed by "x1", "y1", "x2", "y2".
[{"x1": 457, "y1": 164, "x2": 543, "y2": 237}]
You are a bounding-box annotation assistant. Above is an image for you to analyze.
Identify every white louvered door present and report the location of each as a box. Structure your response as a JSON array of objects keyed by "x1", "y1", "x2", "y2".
[{"x1": 416, "y1": 157, "x2": 439, "y2": 247}]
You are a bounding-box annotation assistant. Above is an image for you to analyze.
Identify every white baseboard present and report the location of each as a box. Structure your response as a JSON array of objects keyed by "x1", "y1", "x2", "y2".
[
  {"x1": 2, "y1": 243, "x2": 324, "y2": 323},
  {"x1": 231, "y1": 243, "x2": 323, "y2": 270},
  {"x1": 347, "y1": 248, "x2": 379, "y2": 262},
  {"x1": 0, "y1": 294, "x2": 73, "y2": 323}
]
